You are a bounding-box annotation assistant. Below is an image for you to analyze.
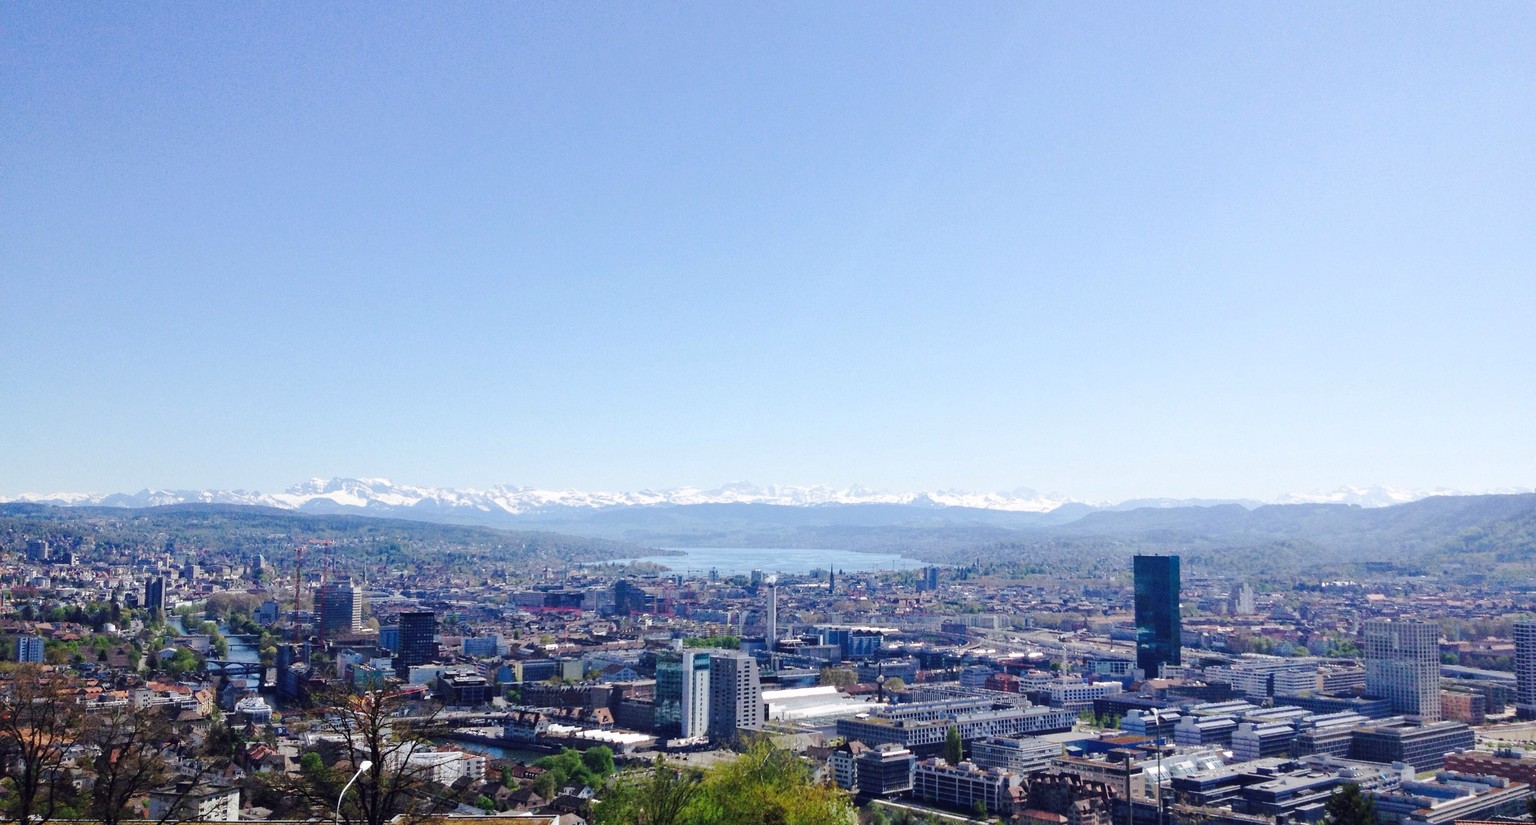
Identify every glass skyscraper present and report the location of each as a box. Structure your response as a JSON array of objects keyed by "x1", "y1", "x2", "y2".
[
  {"x1": 1134, "y1": 555, "x2": 1181, "y2": 676},
  {"x1": 393, "y1": 610, "x2": 437, "y2": 677}
]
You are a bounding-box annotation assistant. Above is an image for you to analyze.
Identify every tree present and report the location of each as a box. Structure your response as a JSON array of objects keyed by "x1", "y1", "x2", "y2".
[
  {"x1": 686, "y1": 739, "x2": 857, "y2": 825},
  {"x1": 1323, "y1": 783, "x2": 1376, "y2": 825},
  {"x1": 531, "y1": 772, "x2": 557, "y2": 801},
  {"x1": 582, "y1": 745, "x2": 616, "y2": 779},
  {"x1": 0, "y1": 665, "x2": 87, "y2": 825},
  {"x1": 590, "y1": 758, "x2": 702, "y2": 825},
  {"x1": 87, "y1": 703, "x2": 178, "y2": 825},
  {"x1": 944, "y1": 726, "x2": 964, "y2": 766},
  {"x1": 294, "y1": 685, "x2": 455, "y2": 825},
  {"x1": 819, "y1": 668, "x2": 856, "y2": 688}
]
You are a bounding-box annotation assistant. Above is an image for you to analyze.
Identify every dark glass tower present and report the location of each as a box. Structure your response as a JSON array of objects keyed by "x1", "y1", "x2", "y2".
[
  {"x1": 394, "y1": 610, "x2": 437, "y2": 677},
  {"x1": 1134, "y1": 555, "x2": 1181, "y2": 676}
]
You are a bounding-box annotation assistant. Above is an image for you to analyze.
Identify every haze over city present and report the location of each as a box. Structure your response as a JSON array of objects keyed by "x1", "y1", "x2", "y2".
[{"x1": 4, "y1": 5, "x2": 1532, "y2": 502}]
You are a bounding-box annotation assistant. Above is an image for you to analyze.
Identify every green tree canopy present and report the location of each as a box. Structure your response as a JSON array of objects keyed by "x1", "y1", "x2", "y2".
[
  {"x1": 1323, "y1": 783, "x2": 1375, "y2": 825},
  {"x1": 945, "y1": 726, "x2": 964, "y2": 766},
  {"x1": 592, "y1": 742, "x2": 856, "y2": 825}
]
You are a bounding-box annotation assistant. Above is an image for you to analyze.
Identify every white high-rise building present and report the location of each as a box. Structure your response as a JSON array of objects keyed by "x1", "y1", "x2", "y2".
[
  {"x1": 1229, "y1": 581, "x2": 1256, "y2": 616},
  {"x1": 1364, "y1": 619, "x2": 1440, "y2": 722},
  {"x1": 766, "y1": 583, "x2": 778, "y2": 643},
  {"x1": 656, "y1": 649, "x2": 712, "y2": 740},
  {"x1": 1514, "y1": 621, "x2": 1536, "y2": 720}
]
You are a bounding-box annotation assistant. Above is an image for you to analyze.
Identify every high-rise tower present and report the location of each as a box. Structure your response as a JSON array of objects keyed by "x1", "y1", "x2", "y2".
[
  {"x1": 1516, "y1": 621, "x2": 1536, "y2": 720},
  {"x1": 145, "y1": 576, "x2": 166, "y2": 619},
  {"x1": 393, "y1": 610, "x2": 437, "y2": 677},
  {"x1": 766, "y1": 582, "x2": 778, "y2": 644},
  {"x1": 656, "y1": 649, "x2": 711, "y2": 740},
  {"x1": 709, "y1": 651, "x2": 763, "y2": 742},
  {"x1": 1134, "y1": 555, "x2": 1181, "y2": 677},
  {"x1": 317, "y1": 577, "x2": 363, "y2": 638},
  {"x1": 1364, "y1": 618, "x2": 1440, "y2": 722}
]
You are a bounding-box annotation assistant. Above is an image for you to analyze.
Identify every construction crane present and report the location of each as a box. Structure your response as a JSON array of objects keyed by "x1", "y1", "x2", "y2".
[{"x1": 316, "y1": 539, "x2": 335, "y2": 583}]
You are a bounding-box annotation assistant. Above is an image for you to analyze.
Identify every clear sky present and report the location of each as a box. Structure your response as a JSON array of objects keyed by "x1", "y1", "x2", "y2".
[{"x1": 3, "y1": 3, "x2": 1533, "y2": 502}]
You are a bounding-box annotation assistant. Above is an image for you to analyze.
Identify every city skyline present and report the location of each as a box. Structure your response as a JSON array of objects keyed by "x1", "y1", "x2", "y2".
[{"x1": 4, "y1": 5, "x2": 1533, "y2": 503}]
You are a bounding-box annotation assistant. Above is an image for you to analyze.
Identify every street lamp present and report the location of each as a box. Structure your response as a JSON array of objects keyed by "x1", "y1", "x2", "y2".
[
  {"x1": 1150, "y1": 709, "x2": 1165, "y2": 825},
  {"x1": 336, "y1": 760, "x2": 373, "y2": 825}
]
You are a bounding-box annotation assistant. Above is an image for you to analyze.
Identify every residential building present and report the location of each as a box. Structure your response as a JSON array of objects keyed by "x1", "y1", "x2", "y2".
[
  {"x1": 708, "y1": 651, "x2": 763, "y2": 742},
  {"x1": 463, "y1": 635, "x2": 502, "y2": 657},
  {"x1": 1440, "y1": 688, "x2": 1486, "y2": 725},
  {"x1": 15, "y1": 635, "x2": 45, "y2": 663},
  {"x1": 1228, "y1": 582, "x2": 1256, "y2": 616},
  {"x1": 316, "y1": 578, "x2": 363, "y2": 638},
  {"x1": 1515, "y1": 621, "x2": 1536, "y2": 720},
  {"x1": 1364, "y1": 619, "x2": 1440, "y2": 722},
  {"x1": 147, "y1": 783, "x2": 240, "y2": 822}
]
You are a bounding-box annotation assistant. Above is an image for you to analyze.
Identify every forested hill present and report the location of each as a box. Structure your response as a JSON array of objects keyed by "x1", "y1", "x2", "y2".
[
  {"x1": 5, "y1": 493, "x2": 1535, "y2": 579},
  {"x1": 0, "y1": 503, "x2": 654, "y2": 579}
]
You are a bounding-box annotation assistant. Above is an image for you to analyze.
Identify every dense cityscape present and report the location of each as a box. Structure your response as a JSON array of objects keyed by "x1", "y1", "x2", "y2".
[
  {"x1": 6, "y1": 3, "x2": 1533, "y2": 825},
  {"x1": 6, "y1": 503, "x2": 1536, "y2": 825}
]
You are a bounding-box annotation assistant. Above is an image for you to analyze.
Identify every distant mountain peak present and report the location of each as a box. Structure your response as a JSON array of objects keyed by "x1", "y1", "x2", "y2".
[
  {"x1": 9, "y1": 478, "x2": 1528, "y2": 521},
  {"x1": 1269, "y1": 485, "x2": 1512, "y2": 508}
]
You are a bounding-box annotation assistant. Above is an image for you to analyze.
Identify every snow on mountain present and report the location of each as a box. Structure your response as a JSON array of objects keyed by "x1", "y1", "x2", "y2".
[
  {"x1": 9, "y1": 479, "x2": 1525, "y2": 515},
  {"x1": 1272, "y1": 485, "x2": 1471, "y2": 508},
  {"x1": 8, "y1": 478, "x2": 1077, "y2": 514}
]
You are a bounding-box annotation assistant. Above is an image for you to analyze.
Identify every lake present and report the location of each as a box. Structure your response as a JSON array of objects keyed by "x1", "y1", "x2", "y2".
[{"x1": 593, "y1": 546, "x2": 926, "y2": 577}]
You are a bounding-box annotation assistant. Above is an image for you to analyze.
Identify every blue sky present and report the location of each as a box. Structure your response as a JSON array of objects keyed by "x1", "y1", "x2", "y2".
[{"x1": 3, "y1": 3, "x2": 1533, "y2": 501}]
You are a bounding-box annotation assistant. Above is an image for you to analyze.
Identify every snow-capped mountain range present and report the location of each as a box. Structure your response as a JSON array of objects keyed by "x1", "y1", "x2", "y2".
[
  {"x1": 7, "y1": 478, "x2": 1077, "y2": 514},
  {"x1": 7, "y1": 477, "x2": 1527, "y2": 517}
]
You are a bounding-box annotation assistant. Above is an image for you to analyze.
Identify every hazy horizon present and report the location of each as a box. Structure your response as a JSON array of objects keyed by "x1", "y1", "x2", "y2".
[
  {"x1": 4, "y1": 5, "x2": 1532, "y2": 503},
  {"x1": 6, "y1": 474, "x2": 1532, "y2": 511}
]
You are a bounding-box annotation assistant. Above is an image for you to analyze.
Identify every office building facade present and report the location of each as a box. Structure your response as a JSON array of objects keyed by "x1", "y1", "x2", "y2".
[
  {"x1": 1364, "y1": 619, "x2": 1440, "y2": 722},
  {"x1": 911, "y1": 758, "x2": 1016, "y2": 816},
  {"x1": 655, "y1": 649, "x2": 711, "y2": 740},
  {"x1": 856, "y1": 744, "x2": 917, "y2": 798},
  {"x1": 1134, "y1": 555, "x2": 1181, "y2": 676},
  {"x1": 393, "y1": 610, "x2": 437, "y2": 677}
]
